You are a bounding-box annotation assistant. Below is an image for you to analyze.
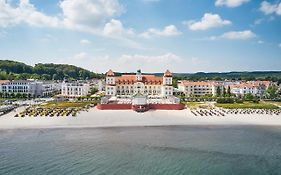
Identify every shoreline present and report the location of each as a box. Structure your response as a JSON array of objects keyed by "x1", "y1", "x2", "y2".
[{"x1": 0, "y1": 107, "x2": 281, "y2": 130}]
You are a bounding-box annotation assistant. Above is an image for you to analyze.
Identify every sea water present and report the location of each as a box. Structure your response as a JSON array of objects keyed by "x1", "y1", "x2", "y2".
[{"x1": 0, "y1": 126, "x2": 281, "y2": 175}]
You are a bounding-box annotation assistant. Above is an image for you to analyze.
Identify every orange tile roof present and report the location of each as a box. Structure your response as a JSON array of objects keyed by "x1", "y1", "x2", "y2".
[
  {"x1": 179, "y1": 80, "x2": 212, "y2": 86},
  {"x1": 249, "y1": 81, "x2": 271, "y2": 87},
  {"x1": 116, "y1": 75, "x2": 162, "y2": 85},
  {"x1": 106, "y1": 69, "x2": 114, "y2": 76},
  {"x1": 229, "y1": 83, "x2": 256, "y2": 89},
  {"x1": 0, "y1": 80, "x2": 10, "y2": 85},
  {"x1": 164, "y1": 70, "x2": 172, "y2": 77}
]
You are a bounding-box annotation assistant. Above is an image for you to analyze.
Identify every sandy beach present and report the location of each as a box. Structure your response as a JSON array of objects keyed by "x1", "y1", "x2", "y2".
[{"x1": 0, "y1": 107, "x2": 280, "y2": 129}]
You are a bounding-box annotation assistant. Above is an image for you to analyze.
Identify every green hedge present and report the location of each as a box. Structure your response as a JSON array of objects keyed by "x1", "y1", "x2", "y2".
[{"x1": 217, "y1": 98, "x2": 235, "y2": 104}]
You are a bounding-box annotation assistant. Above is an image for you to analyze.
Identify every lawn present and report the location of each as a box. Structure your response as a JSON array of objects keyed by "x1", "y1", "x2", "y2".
[
  {"x1": 215, "y1": 102, "x2": 279, "y2": 109},
  {"x1": 265, "y1": 101, "x2": 281, "y2": 107},
  {"x1": 183, "y1": 102, "x2": 212, "y2": 109},
  {"x1": 41, "y1": 101, "x2": 96, "y2": 108}
]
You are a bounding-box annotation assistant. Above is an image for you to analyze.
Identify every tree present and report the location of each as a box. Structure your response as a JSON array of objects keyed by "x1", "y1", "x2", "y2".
[
  {"x1": 244, "y1": 93, "x2": 254, "y2": 101},
  {"x1": 28, "y1": 93, "x2": 32, "y2": 99},
  {"x1": 15, "y1": 93, "x2": 21, "y2": 99},
  {"x1": 222, "y1": 87, "x2": 226, "y2": 97},
  {"x1": 4, "y1": 92, "x2": 9, "y2": 98},
  {"x1": 10, "y1": 92, "x2": 15, "y2": 98},
  {"x1": 216, "y1": 86, "x2": 221, "y2": 97},
  {"x1": 22, "y1": 93, "x2": 27, "y2": 99},
  {"x1": 266, "y1": 86, "x2": 278, "y2": 99}
]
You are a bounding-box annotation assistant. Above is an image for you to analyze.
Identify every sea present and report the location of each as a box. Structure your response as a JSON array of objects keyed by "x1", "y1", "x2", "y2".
[{"x1": 0, "y1": 126, "x2": 281, "y2": 175}]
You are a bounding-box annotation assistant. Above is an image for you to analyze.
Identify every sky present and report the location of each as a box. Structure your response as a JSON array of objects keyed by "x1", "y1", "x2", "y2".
[{"x1": 0, "y1": 0, "x2": 280, "y2": 73}]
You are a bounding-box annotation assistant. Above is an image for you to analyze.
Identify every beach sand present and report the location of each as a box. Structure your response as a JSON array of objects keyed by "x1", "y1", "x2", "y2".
[{"x1": 0, "y1": 107, "x2": 281, "y2": 129}]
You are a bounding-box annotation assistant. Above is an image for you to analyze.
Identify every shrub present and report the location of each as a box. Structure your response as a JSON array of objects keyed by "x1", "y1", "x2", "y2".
[
  {"x1": 235, "y1": 99, "x2": 244, "y2": 103},
  {"x1": 217, "y1": 98, "x2": 234, "y2": 104},
  {"x1": 244, "y1": 93, "x2": 254, "y2": 101},
  {"x1": 252, "y1": 99, "x2": 260, "y2": 103}
]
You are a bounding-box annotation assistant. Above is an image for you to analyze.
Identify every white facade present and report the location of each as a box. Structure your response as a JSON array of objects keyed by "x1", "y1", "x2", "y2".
[
  {"x1": 178, "y1": 81, "x2": 222, "y2": 97},
  {"x1": 105, "y1": 69, "x2": 173, "y2": 97},
  {"x1": 61, "y1": 82, "x2": 90, "y2": 97},
  {"x1": 178, "y1": 80, "x2": 272, "y2": 97},
  {"x1": 230, "y1": 85, "x2": 264, "y2": 96},
  {"x1": 0, "y1": 80, "x2": 59, "y2": 97}
]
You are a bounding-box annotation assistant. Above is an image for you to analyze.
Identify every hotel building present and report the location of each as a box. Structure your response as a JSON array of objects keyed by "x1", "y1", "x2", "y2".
[
  {"x1": 99, "y1": 69, "x2": 184, "y2": 112},
  {"x1": 105, "y1": 69, "x2": 173, "y2": 97},
  {"x1": 177, "y1": 80, "x2": 224, "y2": 97},
  {"x1": 228, "y1": 81, "x2": 273, "y2": 97},
  {"x1": 61, "y1": 81, "x2": 90, "y2": 97},
  {"x1": 0, "y1": 80, "x2": 59, "y2": 97}
]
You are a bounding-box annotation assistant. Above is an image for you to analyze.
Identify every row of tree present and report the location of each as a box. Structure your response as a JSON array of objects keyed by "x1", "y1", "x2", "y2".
[
  {"x1": 216, "y1": 85, "x2": 279, "y2": 99},
  {"x1": 0, "y1": 92, "x2": 34, "y2": 99},
  {"x1": 0, "y1": 60, "x2": 104, "y2": 80},
  {"x1": 173, "y1": 71, "x2": 281, "y2": 83}
]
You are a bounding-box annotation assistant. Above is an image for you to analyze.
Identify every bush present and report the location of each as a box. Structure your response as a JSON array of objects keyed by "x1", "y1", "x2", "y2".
[
  {"x1": 217, "y1": 98, "x2": 234, "y2": 104},
  {"x1": 235, "y1": 99, "x2": 244, "y2": 103},
  {"x1": 252, "y1": 98, "x2": 260, "y2": 103},
  {"x1": 244, "y1": 93, "x2": 254, "y2": 101}
]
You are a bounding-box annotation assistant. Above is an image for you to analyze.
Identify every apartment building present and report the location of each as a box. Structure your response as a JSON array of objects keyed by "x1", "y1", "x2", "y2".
[
  {"x1": 61, "y1": 81, "x2": 90, "y2": 97},
  {"x1": 177, "y1": 80, "x2": 223, "y2": 97}
]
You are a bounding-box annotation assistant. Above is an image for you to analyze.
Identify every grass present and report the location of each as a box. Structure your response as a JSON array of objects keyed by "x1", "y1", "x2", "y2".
[
  {"x1": 215, "y1": 101, "x2": 279, "y2": 109},
  {"x1": 183, "y1": 102, "x2": 212, "y2": 109},
  {"x1": 41, "y1": 101, "x2": 96, "y2": 108},
  {"x1": 265, "y1": 101, "x2": 281, "y2": 107}
]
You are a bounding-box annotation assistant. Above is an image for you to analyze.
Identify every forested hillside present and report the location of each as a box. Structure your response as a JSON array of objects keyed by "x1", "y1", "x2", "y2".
[
  {"x1": 172, "y1": 71, "x2": 281, "y2": 82},
  {"x1": 0, "y1": 60, "x2": 103, "y2": 80}
]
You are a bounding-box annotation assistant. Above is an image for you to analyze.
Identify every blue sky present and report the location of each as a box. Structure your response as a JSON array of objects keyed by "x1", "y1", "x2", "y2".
[{"x1": 0, "y1": 0, "x2": 280, "y2": 73}]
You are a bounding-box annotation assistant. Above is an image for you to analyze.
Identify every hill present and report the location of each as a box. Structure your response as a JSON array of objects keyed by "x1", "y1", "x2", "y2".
[
  {"x1": 172, "y1": 71, "x2": 281, "y2": 81},
  {"x1": 0, "y1": 60, "x2": 103, "y2": 80}
]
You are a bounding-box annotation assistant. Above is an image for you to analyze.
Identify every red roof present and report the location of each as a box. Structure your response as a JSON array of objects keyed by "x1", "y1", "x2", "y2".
[
  {"x1": 106, "y1": 69, "x2": 114, "y2": 76},
  {"x1": 179, "y1": 80, "x2": 212, "y2": 86},
  {"x1": 0, "y1": 80, "x2": 10, "y2": 85},
  {"x1": 116, "y1": 75, "x2": 162, "y2": 85},
  {"x1": 164, "y1": 70, "x2": 172, "y2": 77}
]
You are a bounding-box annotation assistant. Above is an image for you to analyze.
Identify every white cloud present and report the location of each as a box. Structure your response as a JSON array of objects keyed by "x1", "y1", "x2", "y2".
[
  {"x1": 0, "y1": 0, "x2": 143, "y2": 48},
  {"x1": 215, "y1": 0, "x2": 250, "y2": 8},
  {"x1": 0, "y1": 0, "x2": 125, "y2": 33},
  {"x1": 221, "y1": 30, "x2": 256, "y2": 40},
  {"x1": 254, "y1": 18, "x2": 264, "y2": 25},
  {"x1": 210, "y1": 30, "x2": 256, "y2": 40},
  {"x1": 60, "y1": 0, "x2": 124, "y2": 33},
  {"x1": 279, "y1": 43, "x2": 281, "y2": 48},
  {"x1": 73, "y1": 52, "x2": 89, "y2": 60},
  {"x1": 260, "y1": 1, "x2": 281, "y2": 15},
  {"x1": 187, "y1": 13, "x2": 231, "y2": 31},
  {"x1": 257, "y1": 40, "x2": 264, "y2": 44},
  {"x1": 80, "y1": 39, "x2": 91, "y2": 44},
  {"x1": 103, "y1": 19, "x2": 135, "y2": 38},
  {"x1": 0, "y1": 0, "x2": 180, "y2": 45},
  {"x1": 0, "y1": 0, "x2": 60, "y2": 28},
  {"x1": 68, "y1": 52, "x2": 209, "y2": 73},
  {"x1": 140, "y1": 25, "x2": 181, "y2": 38}
]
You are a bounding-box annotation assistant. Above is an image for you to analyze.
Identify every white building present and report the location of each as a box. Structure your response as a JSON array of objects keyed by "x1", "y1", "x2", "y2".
[
  {"x1": 105, "y1": 69, "x2": 173, "y2": 97},
  {"x1": 61, "y1": 81, "x2": 90, "y2": 97},
  {"x1": 178, "y1": 80, "x2": 274, "y2": 97},
  {"x1": 178, "y1": 80, "x2": 223, "y2": 97},
  {"x1": 0, "y1": 80, "x2": 60, "y2": 97},
  {"x1": 90, "y1": 78, "x2": 105, "y2": 92},
  {"x1": 37, "y1": 81, "x2": 61, "y2": 97},
  {"x1": 228, "y1": 81, "x2": 271, "y2": 97}
]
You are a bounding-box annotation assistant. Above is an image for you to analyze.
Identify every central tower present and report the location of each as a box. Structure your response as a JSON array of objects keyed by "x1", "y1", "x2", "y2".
[{"x1": 136, "y1": 69, "x2": 142, "y2": 82}]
